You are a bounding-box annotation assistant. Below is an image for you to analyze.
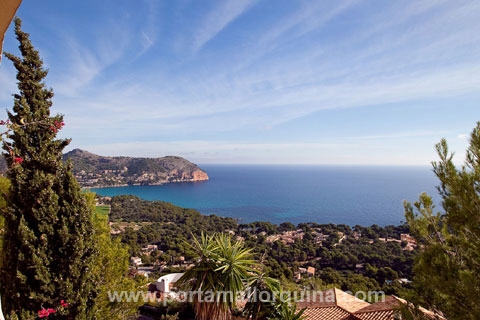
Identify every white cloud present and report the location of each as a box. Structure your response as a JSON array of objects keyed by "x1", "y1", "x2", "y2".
[
  {"x1": 53, "y1": 45, "x2": 101, "y2": 96},
  {"x1": 136, "y1": 0, "x2": 158, "y2": 56},
  {"x1": 192, "y1": 0, "x2": 258, "y2": 52},
  {"x1": 4, "y1": 1, "x2": 479, "y2": 165}
]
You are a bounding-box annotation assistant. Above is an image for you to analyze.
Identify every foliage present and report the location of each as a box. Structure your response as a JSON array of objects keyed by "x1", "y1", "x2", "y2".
[
  {"x1": 404, "y1": 122, "x2": 480, "y2": 320},
  {"x1": 109, "y1": 193, "x2": 416, "y2": 298},
  {"x1": 0, "y1": 18, "x2": 97, "y2": 319},
  {"x1": 85, "y1": 192, "x2": 145, "y2": 319},
  {"x1": 0, "y1": 177, "x2": 10, "y2": 262},
  {"x1": 109, "y1": 195, "x2": 238, "y2": 256}
]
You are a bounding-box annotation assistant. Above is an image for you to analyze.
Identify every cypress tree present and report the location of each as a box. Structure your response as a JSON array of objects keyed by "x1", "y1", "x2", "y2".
[{"x1": 0, "y1": 18, "x2": 97, "y2": 319}]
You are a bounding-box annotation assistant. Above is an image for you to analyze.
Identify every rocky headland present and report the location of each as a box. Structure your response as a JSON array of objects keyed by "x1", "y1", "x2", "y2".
[{"x1": 60, "y1": 149, "x2": 209, "y2": 188}]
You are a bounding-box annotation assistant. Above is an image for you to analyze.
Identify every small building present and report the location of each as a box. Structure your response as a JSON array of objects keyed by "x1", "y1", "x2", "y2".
[
  {"x1": 298, "y1": 288, "x2": 446, "y2": 320},
  {"x1": 355, "y1": 263, "x2": 365, "y2": 271},
  {"x1": 397, "y1": 278, "x2": 412, "y2": 285},
  {"x1": 307, "y1": 266, "x2": 316, "y2": 277},
  {"x1": 155, "y1": 273, "x2": 184, "y2": 293},
  {"x1": 130, "y1": 257, "x2": 142, "y2": 267}
]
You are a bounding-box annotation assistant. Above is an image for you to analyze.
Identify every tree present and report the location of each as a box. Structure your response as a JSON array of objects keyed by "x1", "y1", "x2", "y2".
[
  {"x1": 0, "y1": 18, "x2": 98, "y2": 319},
  {"x1": 404, "y1": 122, "x2": 480, "y2": 320},
  {"x1": 0, "y1": 177, "x2": 10, "y2": 320},
  {"x1": 176, "y1": 233, "x2": 256, "y2": 320},
  {"x1": 85, "y1": 192, "x2": 145, "y2": 319}
]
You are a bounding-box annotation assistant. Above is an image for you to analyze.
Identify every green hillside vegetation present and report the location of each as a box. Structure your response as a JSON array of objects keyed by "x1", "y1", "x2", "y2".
[
  {"x1": 59, "y1": 149, "x2": 209, "y2": 187},
  {"x1": 107, "y1": 195, "x2": 416, "y2": 297},
  {"x1": 63, "y1": 149, "x2": 173, "y2": 174},
  {"x1": 95, "y1": 205, "x2": 110, "y2": 216},
  {"x1": 105, "y1": 195, "x2": 238, "y2": 256}
]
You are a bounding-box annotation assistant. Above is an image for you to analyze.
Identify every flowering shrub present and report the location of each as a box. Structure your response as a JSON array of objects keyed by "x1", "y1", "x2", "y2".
[
  {"x1": 37, "y1": 300, "x2": 69, "y2": 318},
  {"x1": 37, "y1": 308, "x2": 55, "y2": 318},
  {"x1": 0, "y1": 118, "x2": 65, "y2": 166},
  {"x1": 49, "y1": 120, "x2": 65, "y2": 133}
]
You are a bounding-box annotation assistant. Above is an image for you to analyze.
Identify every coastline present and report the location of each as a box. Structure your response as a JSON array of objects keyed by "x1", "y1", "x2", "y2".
[
  {"x1": 90, "y1": 165, "x2": 439, "y2": 227},
  {"x1": 85, "y1": 177, "x2": 209, "y2": 190}
]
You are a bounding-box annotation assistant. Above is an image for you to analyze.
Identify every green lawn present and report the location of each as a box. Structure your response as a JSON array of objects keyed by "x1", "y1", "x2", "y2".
[{"x1": 95, "y1": 205, "x2": 110, "y2": 217}]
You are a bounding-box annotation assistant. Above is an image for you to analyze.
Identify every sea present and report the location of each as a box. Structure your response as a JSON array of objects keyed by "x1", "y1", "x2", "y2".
[{"x1": 91, "y1": 165, "x2": 441, "y2": 227}]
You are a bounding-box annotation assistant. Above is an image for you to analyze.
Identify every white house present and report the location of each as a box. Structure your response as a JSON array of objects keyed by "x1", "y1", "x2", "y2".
[
  {"x1": 130, "y1": 257, "x2": 142, "y2": 267},
  {"x1": 155, "y1": 273, "x2": 184, "y2": 293}
]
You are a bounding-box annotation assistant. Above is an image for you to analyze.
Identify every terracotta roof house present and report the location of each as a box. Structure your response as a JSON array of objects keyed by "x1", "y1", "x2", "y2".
[
  {"x1": 298, "y1": 288, "x2": 371, "y2": 320},
  {"x1": 297, "y1": 288, "x2": 446, "y2": 320},
  {"x1": 351, "y1": 296, "x2": 399, "y2": 320}
]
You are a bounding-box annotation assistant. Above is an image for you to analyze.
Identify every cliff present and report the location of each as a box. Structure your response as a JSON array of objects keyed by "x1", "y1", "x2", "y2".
[
  {"x1": 0, "y1": 149, "x2": 208, "y2": 187},
  {"x1": 61, "y1": 149, "x2": 209, "y2": 187}
]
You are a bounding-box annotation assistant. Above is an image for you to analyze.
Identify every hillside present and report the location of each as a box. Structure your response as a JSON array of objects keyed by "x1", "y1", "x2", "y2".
[
  {"x1": 61, "y1": 149, "x2": 209, "y2": 187},
  {"x1": 0, "y1": 149, "x2": 208, "y2": 187},
  {"x1": 106, "y1": 195, "x2": 416, "y2": 299}
]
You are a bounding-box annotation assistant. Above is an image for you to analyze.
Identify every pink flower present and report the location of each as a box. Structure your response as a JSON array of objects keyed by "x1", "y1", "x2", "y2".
[
  {"x1": 60, "y1": 300, "x2": 68, "y2": 308},
  {"x1": 38, "y1": 309, "x2": 50, "y2": 318},
  {"x1": 54, "y1": 120, "x2": 64, "y2": 129},
  {"x1": 49, "y1": 120, "x2": 65, "y2": 133},
  {"x1": 13, "y1": 156, "x2": 23, "y2": 164},
  {"x1": 38, "y1": 307, "x2": 56, "y2": 318}
]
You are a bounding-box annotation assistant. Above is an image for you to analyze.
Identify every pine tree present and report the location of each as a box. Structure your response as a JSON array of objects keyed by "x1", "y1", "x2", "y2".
[
  {"x1": 404, "y1": 122, "x2": 480, "y2": 320},
  {"x1": 0, "y1": 18, "x2": 98, "y2": 319}
]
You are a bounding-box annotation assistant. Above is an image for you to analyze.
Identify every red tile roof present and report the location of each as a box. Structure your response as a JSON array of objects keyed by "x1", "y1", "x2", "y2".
[
  {"x1": 352, "y1": 310, "x2": 396, "y2": 320},
  {"x1": 298, "y1": 289, "x2": 400, "y2": 320},
  {"x1": 302, "y1": 306, "x2": 352, "y2": 320},
  {"x1": 297, "y1": 288, "x2": 370, "y2": 313}
]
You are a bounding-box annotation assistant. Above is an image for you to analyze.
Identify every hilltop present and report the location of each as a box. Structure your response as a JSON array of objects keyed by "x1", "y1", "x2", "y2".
[
  {"x1": 62, "y1": 149, "x2": 209, "y2": 187},
  {"x1": 0, "y1": 149, "x2": 209, "y2": 187}
]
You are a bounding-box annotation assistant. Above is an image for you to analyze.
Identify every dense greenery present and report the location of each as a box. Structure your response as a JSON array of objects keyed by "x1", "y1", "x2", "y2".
[
  {"x1": 109, "y1": 195, "x2": 416, "y2": 298},
  {"x1": 88, "y1": 193, "x2": 146, "y2": 319},
  {"x1": 405, "y1": 122, "x2": 480, "y2": 320},
  {"x1": 107, "y1": 195, "x2": 238, "y2": 256},
  {"x1": 0, "y1": 18, "x2": 97, "y2": 319}
]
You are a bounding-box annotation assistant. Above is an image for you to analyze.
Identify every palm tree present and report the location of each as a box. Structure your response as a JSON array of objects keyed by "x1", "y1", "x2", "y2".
[{"x1": 177, "y1": 233, "x2": 256, "y2": 320}]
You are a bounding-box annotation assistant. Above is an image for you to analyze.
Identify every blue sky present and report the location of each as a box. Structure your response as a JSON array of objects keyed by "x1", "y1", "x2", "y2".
[{"x1": 1, "y1": 0, "x2": 479, "y2": 165}]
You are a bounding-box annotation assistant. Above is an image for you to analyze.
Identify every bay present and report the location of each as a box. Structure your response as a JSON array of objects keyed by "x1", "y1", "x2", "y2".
[{"x1": 91, "y1": 165, "x2": 440, "y2": 226}]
